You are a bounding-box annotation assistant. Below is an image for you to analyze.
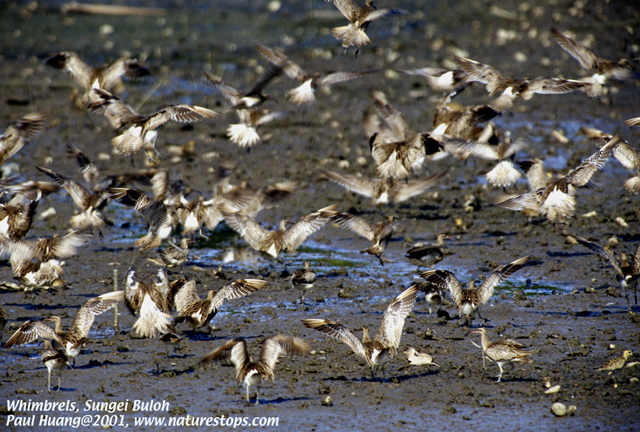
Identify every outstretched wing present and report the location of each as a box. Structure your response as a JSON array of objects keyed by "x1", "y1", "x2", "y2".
[
  {"x1": 477, "y1": 256, "x2": 530, "y2": 304},
  {"x1": 420, "y1": 269, "x2": 463, "y2": 306},
  {"x1": 375, "y1": 284, "x2": 418, "y2": 349},
  {"x1": 303, "y1": 318, "x2": 366, "y2": 358}
]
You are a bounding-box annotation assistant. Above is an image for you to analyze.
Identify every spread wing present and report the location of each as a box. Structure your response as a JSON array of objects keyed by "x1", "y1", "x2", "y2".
[
  {"x1": 68, "y1": 291, "x2": 123, "y2": 340},
  {"x1": 210, "y1": 279, "x2": 269, "y2": 309},
  {"x1": 303, "y1": 318, "x2": 366, "y2": 358},
  {"x1": 260, "y1": 334, "x2": 310, "y2": 371},
  {"x1": 573, "y1": 236, "x2": 623, "y2": 278},
  {"x1": 284, "y1": 204, "x2": 338, "y2": 250},
  {"x1": 222, "y1": 210, "x2": 270, "y2": 250},
  {"x1": 322, "y1": 169, "x2": 378, "y2": 199},
  {"x1": 477, "y1": 256, "x2": 530, "y2": 304},
  {"x1": 567, "y1": 136, "x2": 618, "y2": 187},
  {"x1": 375, "y1": 284, "x2": 418, "y2": 349},
  {"x1": 331, "y1": 212, "x2": 375, "y2": 241},
  {"x1": 551, "y1": 28, "x2": 599, "y2": 71},
  {"x1": 3, "y1": 320, "x2": 60, "y2": 348},
  {"x1": 420, "y1": 269, "x2": 463, "y2": 306},
  {"x1": 171, "y1": 279, "x2": 201, "y2": 314}
]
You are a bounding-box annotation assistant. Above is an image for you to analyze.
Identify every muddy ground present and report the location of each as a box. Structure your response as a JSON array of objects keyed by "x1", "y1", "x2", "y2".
[{"x1": 1, "y1": 0, "x2": 639, "y2": 431}]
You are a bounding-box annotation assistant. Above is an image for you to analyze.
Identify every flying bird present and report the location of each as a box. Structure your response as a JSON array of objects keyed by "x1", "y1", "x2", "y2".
[
  {"x1": 303, "y1": 283, "x2": 418, "y2": 379},
  {"x1": 200, "y1": 335, "x2": 310, "y2": 404}
]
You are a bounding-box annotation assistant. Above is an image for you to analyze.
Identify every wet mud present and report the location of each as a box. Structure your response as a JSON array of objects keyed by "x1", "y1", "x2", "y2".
[{"x1": 0, "y1": 1, "x2": 639, "y2": 431}]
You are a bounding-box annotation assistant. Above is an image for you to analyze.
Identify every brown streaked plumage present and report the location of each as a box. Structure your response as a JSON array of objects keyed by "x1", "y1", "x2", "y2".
[
  {"x1": 41, "y1": 340, "x2": 71, "y2": 392},
  {"x1": 202, "y1": 64, "x2": 282, "y2": 110},
  {"x1": 303, "y1": 283, "x2": 418, "y2": 379},
  {"x1": 322, "y1": 169, "x2": 447, "y2": 205},
  {"x1": 66, "y1": 143, "x2": 101, "y2": 186},
  {"x1": 88, "y1": 88, "x2": 217, "y2": 160},
  {"x1": 222, "y1": 203, "x2": 338, "y2": 259},
  {"x1": 327, "y1": 0, "x2": 407, "y2": 56},
  {"x1": 421, "y1": 256, "x2": 530, "y2": 325},
  {"x1": 256, "y1": 44, "x2": 378, "y2": 104},
  {"x1": 471, "y1": 327, "x2": 532, "y2": 382},
  {"x1": 35, "y1": 165, "x2": 109, "y2": 229},
  {"x1": 404, "y1": 233, "x2": 450, "y2": 270},
  {"x1": 495, "y1": 136, "x2": 619, "y2": 223},
  {"x1": 456, "y1": 56, "x2": 589, "y2": 111},
  {"x1": 3, "y1": 291, "x2": 123, "y2": 364},
  {"x1": 573, "y1": 236, "x2": 639, "y2": 307},
  {"x1": 124, "y1": 266, "x2": 174, "y2": 338},
  {"x1": 431, "y1": 91, "x2": 500, "y2": 143},
  {"x1": 200, "y1": 334, "x2": 310, "y2": 404},
  {"x1": 581, "y1": 127, "x2": 640, "y2": 194},
  {"x1": 596, "y1": 349, "x2": 633, "y2": 372},
  {"x1": 331, "y1": 213, "x2": 395, "y2": 265},
  {"x1": 172, "y1": 278, "x2": 268, "y2": 329},
  {"x1": 370, "y1": 98, "x2": 443, "y2": 180},
  {"x1": 551, "y1": 28, "x2": 639, "y2": 96},
  {"x1": 157, "y1": 237, "x2": 191, "y2": 268},
  {"x1": 0, "y1": 198, "x2": 39, "y2": 241},
  {"x1": 0, "y1": 112, "x2": 46, "y2": 164},
  {"x1": 291, "y1": 260, "x2": 317, "y2": 303},
  {"x1": 46, "y1": 51, "x2": 150, "y2": 94},
  {"x1": 625, "y1": 117, "x2": 640, "y2": 127}
]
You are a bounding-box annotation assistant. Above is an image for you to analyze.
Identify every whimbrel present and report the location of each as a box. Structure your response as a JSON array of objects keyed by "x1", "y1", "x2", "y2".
[
  {"x1": 471, "y1": 327, "x2": 532, "y2": 382},
  {"x1": 0, "y1": 112, "x2": 46, "y2": 165},
  {"x1": 331, "y1": 213, "x2": 395, "y2": 265},
  {"x1": 3, "y1": 291, "x2": 123, "y2": 365},
  {"x1": 41, "y1": 340, "x2": 71, "y2": 392},
  {"x1": 256, "y1": 44, "x2": 378, "y2": 104},
  {"x1": 456, "y1": 56, "x2": 589, "y2": 112},
  {"x1": 404, "y1": 234, "x2": 450, "y2": 270},
  {"x1": 124, "y1": 267, "x2": 175, "y2": 338},
  {"x1": 421, "y1": 256, "x2": 530, "y2": 325},
  {"x1": 222, "y1": 204, "x2": 338, "y2": 261},
  {"x1": 303, "y1": 283, "x2": 418, "y2": 379},
  {"x1": 326, "y1": 0, "x2": 407, "y2": 57},
  {"x1": 172, "y1": 278, "x2": 268, "y2": 330},
  {"x1": 551, "y1": 28, "x2": 640, "y2": 96},
  {"x1": 200, "y1": 335, "x2": 310, "y2": 404},
  {"x1": 573, "y1": 236, "x2": 639, "y2": 307},
  {"x1": 404, "y1": 346, "x2": 439, "y2": 367}
]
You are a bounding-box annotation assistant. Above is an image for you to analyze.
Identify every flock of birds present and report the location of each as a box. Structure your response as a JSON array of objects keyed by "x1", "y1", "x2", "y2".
[{"x1": 1, "y1": 0, "x2": 639, "y2": 404}]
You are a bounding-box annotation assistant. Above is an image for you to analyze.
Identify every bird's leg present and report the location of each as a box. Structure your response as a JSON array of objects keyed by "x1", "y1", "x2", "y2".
[
  {"x1": 47, "y1": 371, "x2": 52, "y2": 393},
  {"x1": 255, "y1": 385, "x2": 260, "y2": 405},
  {"x1": 496, "y1": 363, "x2": 504, "y2": 382},
  {"x1": 57, "y1": 373, "x2": 61, "y2": 391},
  {"x1": 476, "y1": 308, "x2": 489, "y2": 323},
  {"x1": 245, "y1": 384, "x2": 250, "y2": 404},
  {"x1": 377, "y1": 255, "x2": 385, "y2": 266}
]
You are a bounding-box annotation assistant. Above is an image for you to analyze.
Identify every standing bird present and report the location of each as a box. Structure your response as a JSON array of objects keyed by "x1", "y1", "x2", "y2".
[
  {"x1": 596, "y1": 350, "x2": 633, "y2": 373},
  {"x1": 256, "y1": 44, "x2": 378, "y2": 104},
  {"x1": 157, "y1": 237, "x2": 191, "y2": 269},
  {"x1": 420, "y1": 256, "x2": 530, "y2": 325},
  {"x1": 172, "y1": 278, "x2": 269, "y2": 330},
  {"x1": 327, "y1": 0, "x2": 407, "y2": 57},
  {"x1": 124, "y1": 267, "x2": 175, "y2": 338},
  {"x1": 495, "y1": 136, "x2": 619, "y2": 224},
  {"x1": 573, "y1": 236, "x2": 639, "y2": 308},
  {"x1": 291, "y1": 260, "x2": 317, "y2": 303},
  {"x1": 416, "y1": 281, "x2": 444, "y2": 317},
  {"x1": 0, "y1": 112, "x2": 46, "y2": 164},
  {"x1": 41, "y1": 340, "x2": 72, "y2": 392},
  {"x1": 551, "y1": 28, "x2": 640, "y2": 96},
  {"x1": 404, "y1": 233, "x2": 450, "y2": 270},
  {"x1": 456, "y1": 56, "x2": 589, "y2": 112},
  {"x1": 470, "y1": 327, "x2": 532, "y2": 382},
  {"x1": 221, "y1": 204, "x2": 338, "y2": 261},
  {"x1": 88, "y1": 88, "x2": 217, "y2": 161},
  {"x1": 200, "y1": 335, "x2": 310, "y2": 404},
  {"x1": 331, "y1": 213, "x2": 395, "y2": 265},
  {"x1": 303, "y1": 283, "x2": 418, "y2": 379},
  {"x1": 3, "y1": 291, "x2": 123, "y2": 365}
]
